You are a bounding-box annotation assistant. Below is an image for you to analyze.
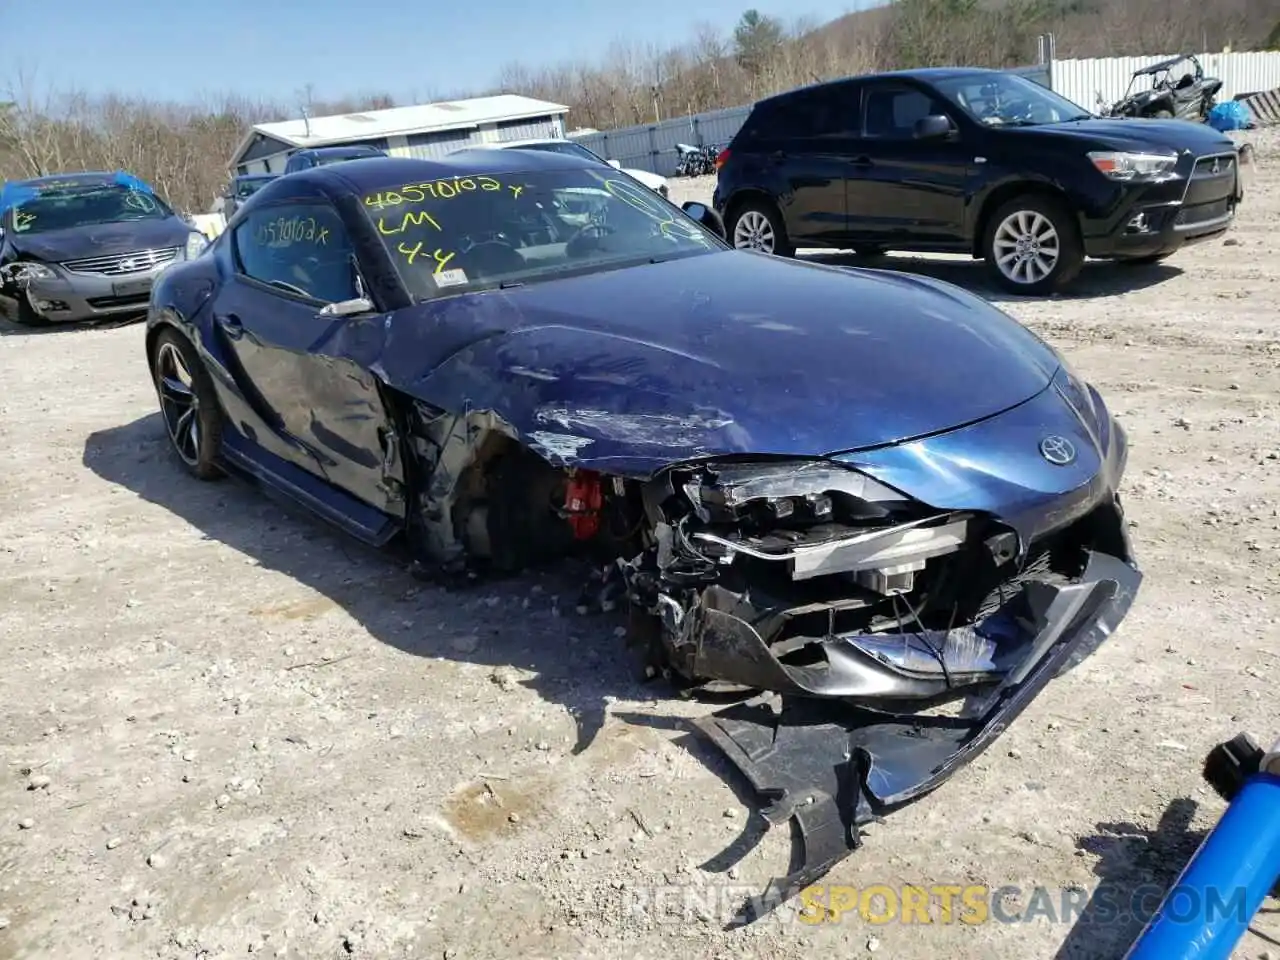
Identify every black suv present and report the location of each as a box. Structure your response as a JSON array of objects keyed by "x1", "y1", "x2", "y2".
[{"x1": 713, "y1": 67, "x2": 1244, "y2": 294}]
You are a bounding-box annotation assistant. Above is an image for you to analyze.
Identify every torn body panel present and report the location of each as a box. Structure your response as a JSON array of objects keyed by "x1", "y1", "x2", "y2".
[{"x1": 699, "y1": 551, "x2": 1138, "y2": 921}]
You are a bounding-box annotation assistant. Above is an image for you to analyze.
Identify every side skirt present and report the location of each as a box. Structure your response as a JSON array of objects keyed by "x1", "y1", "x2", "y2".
[{"x1": 220, "y1": 428, "x2": 401, "y2": 547}]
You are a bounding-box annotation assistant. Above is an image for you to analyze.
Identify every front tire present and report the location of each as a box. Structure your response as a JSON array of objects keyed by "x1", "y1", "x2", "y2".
[
  {"x1": 982, "y1": 194, "x2": 1084, "y2": 295},
  {"x1": 1152, "y1": 109, "x2": 1174, "y2": 119},
  {"x1": 150, "y1": 328, "x2": 224, "y2": 480},
  {"x1": 12, "y1": 291, "x2": 52, "y2": 327},
  {"x1": 726, "y1": 198, "x2": 794, "y2": 257}
]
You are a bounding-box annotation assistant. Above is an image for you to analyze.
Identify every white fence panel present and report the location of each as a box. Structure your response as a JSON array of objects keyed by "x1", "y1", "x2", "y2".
[{"x1": 1052, "y1": 51, "x2": 1280, "y2": 112}]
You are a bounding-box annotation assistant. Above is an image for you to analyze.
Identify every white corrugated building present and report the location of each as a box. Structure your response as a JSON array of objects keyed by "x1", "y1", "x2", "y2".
[{"x1": 228, "y1": 94, "x2": 570, "y2": 175}]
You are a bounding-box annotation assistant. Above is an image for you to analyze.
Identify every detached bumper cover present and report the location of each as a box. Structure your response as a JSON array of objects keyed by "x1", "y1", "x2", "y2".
[{"x1": 693, "y1": 549, "x2": 1142, "y2": 922}]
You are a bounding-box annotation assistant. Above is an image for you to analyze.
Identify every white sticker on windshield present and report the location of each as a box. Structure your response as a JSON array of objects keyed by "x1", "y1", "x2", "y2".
[{"x1": 435, "y1": 268, "x2": 468, "y2": 287}]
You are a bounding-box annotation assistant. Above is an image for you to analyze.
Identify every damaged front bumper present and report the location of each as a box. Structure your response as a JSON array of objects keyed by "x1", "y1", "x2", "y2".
[{"x1": 694, "y1": 548, "x2": 1142, "y2": 920}]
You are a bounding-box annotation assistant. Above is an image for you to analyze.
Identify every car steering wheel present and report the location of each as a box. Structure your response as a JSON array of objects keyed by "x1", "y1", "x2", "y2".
[{"x1": 565, "y1": 222, "x2": 618, "y2": 257}]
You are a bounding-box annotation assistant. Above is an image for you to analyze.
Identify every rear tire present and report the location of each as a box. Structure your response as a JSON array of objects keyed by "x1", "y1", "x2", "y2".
[
  {"x1": 726, "y1": 198, "x2": 795, "y2": 257},
  {"x1": 982, "y1": 194, "x2": 1084, "y2": 295},
  {"x1": 150, "y1": 328, "x2": 224, "y2": 480}
]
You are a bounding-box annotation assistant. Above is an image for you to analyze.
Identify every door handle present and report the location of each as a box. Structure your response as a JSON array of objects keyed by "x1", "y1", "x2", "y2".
[
  {"x1": 771, "y1": 150, "x2": 786, "y2": 161},
  {"x1": 850, "y1": 156, "x2": 873, "y2": 167},
  {"x1": 219, "y1": 312, "x2": 243, "y2": 339}
]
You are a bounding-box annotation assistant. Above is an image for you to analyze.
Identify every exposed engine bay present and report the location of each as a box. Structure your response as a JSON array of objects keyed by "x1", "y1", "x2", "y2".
[{"x1": 399, "y1": 399, "x2": 1143, "y2": 918}]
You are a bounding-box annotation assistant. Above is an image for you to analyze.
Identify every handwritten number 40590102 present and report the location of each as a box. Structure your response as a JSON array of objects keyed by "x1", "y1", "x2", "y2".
[{"x1": 364, "y1": 176, "x2": 523, "y2": 210}]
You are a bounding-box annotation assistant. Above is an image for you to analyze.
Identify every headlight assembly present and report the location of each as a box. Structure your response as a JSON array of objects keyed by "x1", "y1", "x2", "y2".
[
  {"x1": 185, "y1": 231, "x2": 209, "y2": 259},
  {"x1": 1087, "y1": 150, "x2": 1178, "y2": 182}
]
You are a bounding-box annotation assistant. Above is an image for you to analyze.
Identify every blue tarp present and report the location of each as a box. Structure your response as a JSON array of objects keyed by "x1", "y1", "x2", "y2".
[{"x1": 1208, "y1": 100, "x2": 1252, "y2": 131}]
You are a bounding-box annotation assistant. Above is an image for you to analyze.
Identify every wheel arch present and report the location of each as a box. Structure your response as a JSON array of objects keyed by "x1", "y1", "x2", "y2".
[
  {"x1": 145, "y1": 313, "x2": 190, "y2": 370},
  {"x1": 722, "y1": 188, "x2": 780, "y2": 228},
  {"x1": 971, "y1": 181, "x2": 1078, "y2": 258}
]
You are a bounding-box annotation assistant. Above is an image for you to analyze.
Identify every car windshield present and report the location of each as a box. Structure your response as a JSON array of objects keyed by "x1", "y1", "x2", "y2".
[
  {"x1": 9, "y1": 184, "x2": 172, "y2": 234},
  {"x1": 363, "y1": 165, "x2": 722, "y2": 300},
  {"x1": 933, "y1": 73, "x2": 1092, "y2": 126},
  {"x1": 236, "y1": 179, "x2": 271, "y2": 199},
  {"x1": 515, "y1": 141, "x2": 604, "y2": 163}
]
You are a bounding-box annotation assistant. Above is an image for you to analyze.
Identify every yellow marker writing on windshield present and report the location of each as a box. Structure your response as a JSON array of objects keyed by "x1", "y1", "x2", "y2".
[
  {"x1": 377, "y1": 210, "x2": 441, "y2": 235},
  {"x1": 365, "y1": 175, "x2": 504, "y2": 210},
  {"x1": 397, "y1": 241, "x2": 455, "y2": 274},
  {"x1": 604, "y1": 178, "x2": 708, "y2": 243}
]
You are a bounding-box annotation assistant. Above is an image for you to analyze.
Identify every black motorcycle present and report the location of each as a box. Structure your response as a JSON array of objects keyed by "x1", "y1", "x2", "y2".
[
  {"x1": 674, "y1": 142, "x2": 719, "y2": 177},
  {"x1": 1101, "y1": 53, "x2": 1222, "y2": 121}
]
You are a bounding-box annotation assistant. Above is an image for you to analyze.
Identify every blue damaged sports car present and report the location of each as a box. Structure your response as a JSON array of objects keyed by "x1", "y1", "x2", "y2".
[{"x1": 143, "y1": 149, "x2": 1142, "y2": 913}]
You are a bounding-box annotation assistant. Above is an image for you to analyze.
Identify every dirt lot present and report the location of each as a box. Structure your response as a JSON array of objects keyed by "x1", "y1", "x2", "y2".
[{"x1": 3, "y1": 130, "x2": 1279, "y2": 960}]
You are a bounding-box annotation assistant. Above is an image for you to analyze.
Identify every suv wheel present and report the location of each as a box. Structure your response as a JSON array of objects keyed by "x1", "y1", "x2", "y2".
[
  {"x1": 728, "y1": 199, "x2": 794, "y2": 257},
  {"x1": 983, "y1": 195, "x2": 1084, "y2": 295}
]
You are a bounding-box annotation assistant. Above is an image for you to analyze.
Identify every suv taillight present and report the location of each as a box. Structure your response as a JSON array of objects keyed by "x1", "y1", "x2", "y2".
[{"x1": 714, "y1": 148, "x2": 730, "y2": 171}]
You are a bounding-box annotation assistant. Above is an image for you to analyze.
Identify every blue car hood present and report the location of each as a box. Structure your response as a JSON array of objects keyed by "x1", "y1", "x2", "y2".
[{"x1": 386, "y1": 251, "x2": 1061, "y2": 475}]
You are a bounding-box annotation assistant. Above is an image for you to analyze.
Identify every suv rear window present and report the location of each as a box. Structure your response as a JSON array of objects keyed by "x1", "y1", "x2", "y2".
[{"x1": 737, "y1": 84, "x2": 860, "y2": 142}]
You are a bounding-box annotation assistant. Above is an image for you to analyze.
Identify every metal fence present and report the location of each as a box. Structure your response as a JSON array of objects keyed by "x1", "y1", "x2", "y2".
[{"x1": 570, "y1": 65, "x2": 1051, "y2": 176}]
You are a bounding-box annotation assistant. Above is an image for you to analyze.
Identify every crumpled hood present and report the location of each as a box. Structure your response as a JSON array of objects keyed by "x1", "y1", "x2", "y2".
[
  {"x1": 379, "y1": 251, "x2": 1061, "y2": 476},
  {"x1": 9, "y1": 217, "x2": 191, "y2": 263}
]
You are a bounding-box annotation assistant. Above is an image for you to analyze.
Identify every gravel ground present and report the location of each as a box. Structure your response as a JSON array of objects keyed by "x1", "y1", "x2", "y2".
[{"x1": 2, "y1": 129, "x2": 1279, "y2": 960}]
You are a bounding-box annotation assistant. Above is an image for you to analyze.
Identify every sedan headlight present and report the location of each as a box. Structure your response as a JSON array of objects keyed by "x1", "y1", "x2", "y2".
[
  {"x1": 1087, "y1": 150, "x2": 1178, "y2": 181},
  {"x1": 185, "y1": 231, "x2": 209, "y2": 259},
  {"x1": 5, "y1": 261, "x2": 56, "y2": 282}
]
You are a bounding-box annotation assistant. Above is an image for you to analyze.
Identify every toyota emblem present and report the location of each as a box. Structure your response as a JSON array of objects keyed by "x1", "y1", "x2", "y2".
[
  {"x1": 120, "y1": 258, "x2": 138, "y2": 272},
  {"x1": 1039, "y1": 435, "x2": 1077, "y2": 466}
]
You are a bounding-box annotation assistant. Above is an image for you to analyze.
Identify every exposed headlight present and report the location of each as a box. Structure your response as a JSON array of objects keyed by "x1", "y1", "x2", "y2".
[
  {"x1": 185, "y1": 231, "x2": 209, "y2": 259},
  {"x1": 683, "y1": 459, "x2": 910, "y2": 527},
  {"x1": 7, "y1": 262, "x2": 56, "y2": 282},
  {"x1": 1087, "y1": 150, "x2": 1178, "y2": 181}
]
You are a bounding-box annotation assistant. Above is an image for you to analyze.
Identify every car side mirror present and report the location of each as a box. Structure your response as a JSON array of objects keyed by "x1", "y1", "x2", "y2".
[
  {"x1": 318, "y1": 296, "x2": 374, "y2": 318},
  {"x1": 607, "y1": 159, "x2": 622, "y2": 170},
  {"x1": 913, "y1": 115, "x2": 955, "y2": 140},
  {"x1": 681, "y1": 201, "x2": 726, "y2": 240}
]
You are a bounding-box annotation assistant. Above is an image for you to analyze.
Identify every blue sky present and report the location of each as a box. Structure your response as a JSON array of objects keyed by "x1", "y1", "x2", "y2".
[{"x1": 3, "y1": 0, "x2": 875, "y2": 107}]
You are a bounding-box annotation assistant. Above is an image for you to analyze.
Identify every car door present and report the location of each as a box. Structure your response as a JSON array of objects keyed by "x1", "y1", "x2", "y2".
[
  {"x1": 756, "y1": 84, "x2": 860, "y2": 246},
  {"x1": 845, "y1": 81, "x2": 972, "y2": 246},
  {"x1": 210, "y1": 197, "x2": 402, "y2": 514}
]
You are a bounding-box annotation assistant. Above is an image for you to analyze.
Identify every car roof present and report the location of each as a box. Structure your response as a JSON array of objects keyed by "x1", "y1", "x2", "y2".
[
  {"x1": 1134, "y1": 53, "x2": 1194, "y2": 75},
  {"x1": 298, "y1": 145, "x2": 384, "y2": 156},
  {"x1": 755, "y1": 66, "x2": 1002, "y2": 107},
  {"x1": 14, "y1": 171, "x2": 119, "y2": 187},
  {"x1": 486, "y1": 137, "x2": 574, "y2": 148},
  {"x1": 312, "y1": 151, "x2": 600, "y2": 195}
]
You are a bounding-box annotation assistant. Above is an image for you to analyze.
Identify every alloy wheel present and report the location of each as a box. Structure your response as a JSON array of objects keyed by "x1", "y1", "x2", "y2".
[
  {"x1": 155, "y1": 341, "x2": 201, "y2": 466},
  {"x1": 992, "y1": 210, "x2": 1061, "y2": 286},
  {"x1": 733, "y1": 210, "x2": 776, "y2": 253}
]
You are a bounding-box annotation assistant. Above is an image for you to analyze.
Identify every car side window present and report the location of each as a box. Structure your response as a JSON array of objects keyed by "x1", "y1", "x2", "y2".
[
  {"x1": 232, "y1": 203, "x2": 360, "y2": 304},
  {"x1": 763, "y1": 86, "x2": 860, "y2": 140},
  {"x1": 862, "y1": 85, "x2": 949, "y2": 140}
]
